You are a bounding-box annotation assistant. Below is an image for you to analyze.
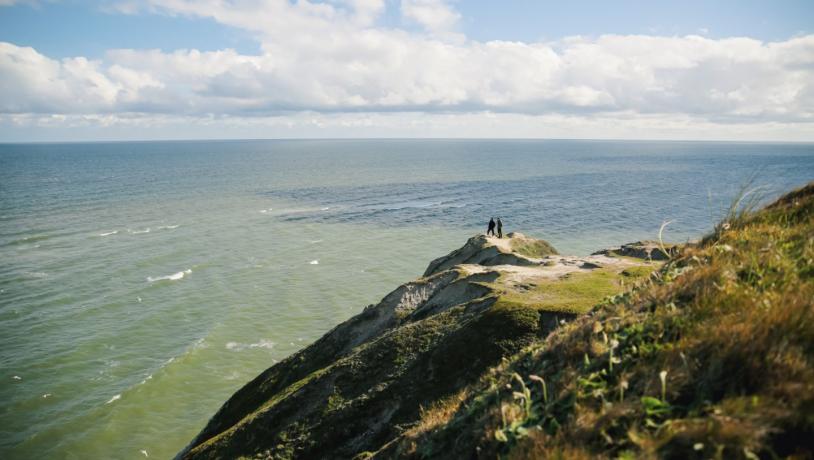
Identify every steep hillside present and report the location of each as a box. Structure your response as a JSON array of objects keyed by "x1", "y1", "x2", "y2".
[
  {"x1": 382, "y1": 183, "x2": 814, "y2": 459},
  {"x1": 178, "y1": 182, "x2": 813, "y2": 460},
  {"x1": 177, "y1": 234, "x2": 656, "y2": 459}
]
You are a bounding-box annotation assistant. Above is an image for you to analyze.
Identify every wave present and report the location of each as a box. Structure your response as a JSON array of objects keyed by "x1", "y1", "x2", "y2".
[
  {"x1": 225, "y1": 339, "x2": 275, "y2": 351},
  {"x1": 105, "y1": 394, "x2": 121, "y2": 404},
  {"x1": 259, "y1": 208, "x2": 273, "y2": 214},
  {"x1": 129, "y1": 228, "x2": 151, "y2": 234},
  {"x1": 5, "y1": 234, "x2": 52, "y2": 246},
  {"x1": 309, "y1": 260, "x2": 319, "y2": 265},
  {"x1": 146, "y1": 269, "x2": 191, "y2": 283},
  {"x1": 99, "y1": 230, "x2": 119, "y2": 237},
  {"x1": 157, "y1": 225, "x2": 179, "y2": 230}
]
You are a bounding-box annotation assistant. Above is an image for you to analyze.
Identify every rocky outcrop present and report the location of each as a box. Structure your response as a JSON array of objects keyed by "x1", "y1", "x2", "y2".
[
  {"x1": 423, "y1": 232, "x2": 557, "y2": 276},
  {"x1": 592, "y1": 240, "x2": 676, "y2": 261},
  {"x1": 177, "y1": 234, "x2": 654, "y2": 460}
]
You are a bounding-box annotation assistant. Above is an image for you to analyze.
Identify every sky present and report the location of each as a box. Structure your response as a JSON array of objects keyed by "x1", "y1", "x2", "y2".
[{"x1": 0, "y1": 0, "x2": 813, "y2": 142}]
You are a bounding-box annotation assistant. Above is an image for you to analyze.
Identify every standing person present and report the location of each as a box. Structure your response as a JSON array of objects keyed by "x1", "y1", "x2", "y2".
[
  {"x1": 487, "y1": 218, "x2": 496, "y2": 236},
  {"x1": 497, "y1": 218, "x2": 503, "y2": 238}
]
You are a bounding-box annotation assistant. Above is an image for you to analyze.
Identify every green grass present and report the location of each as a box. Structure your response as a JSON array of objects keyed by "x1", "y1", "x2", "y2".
[
  {"x1": 620, "y1": 265, "x2": 656, "y2": 279},
  {"x1": 509, "y1": 239, "x2": 559, "y2": 258},
  {"x1": 393, "y1": 182, "x2": 814, "y2": 459},
  {"x1": 494, "y1": 269, "x2": 634, "y2": 315}
]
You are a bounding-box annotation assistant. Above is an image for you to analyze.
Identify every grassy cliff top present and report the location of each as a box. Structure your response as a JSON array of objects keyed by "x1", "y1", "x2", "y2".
[
  {"x1": 178, "y1": 182, "x2": 813, "y2": 460},
  {"x1": 384, "y1": 182, "x2": 814, "y2": 459},
  {"x1": 178, "y1": 231, "x2": 651, "y2": 459}
]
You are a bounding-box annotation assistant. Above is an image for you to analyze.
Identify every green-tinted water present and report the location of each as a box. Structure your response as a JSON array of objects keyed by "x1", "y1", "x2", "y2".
[{"x1": 1, "y1": 139, "x2": 811, "y2": 458}]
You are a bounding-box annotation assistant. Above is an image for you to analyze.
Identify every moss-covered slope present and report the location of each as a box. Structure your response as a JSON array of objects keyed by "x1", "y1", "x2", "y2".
[{"x1": 177, "y1": 234, "x2": 648, "y2": 459}]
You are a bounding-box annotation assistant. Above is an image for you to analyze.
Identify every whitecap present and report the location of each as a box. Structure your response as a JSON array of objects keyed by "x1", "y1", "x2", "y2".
[
  {"x1": 309, "y1": 260, "x2": 319, "y2": 265},
  {"x1": 105, "y1": 394, "x2": 121, "y2": 404},
  {"x1": 42, "y1": 393, "x2": 51, "y2": 398},
  {"x1": 129, "y1": 228, "x2": 151, "y2": 234},
  {"x1": 321, "y1": 207, "x2": 331, "y2": 211},
  {"x1": 310, "y1": 239, "x2": 323, "y2": 244},
  {"x1": 147, "y1": 269, "x2": 191, "y2": 283},
  {"x1": 99, "y1": 230, "x2": 119, "y2": 237},
  {"x1": 225, "y1": 339, "x2": 275, "y2": 351},
  {"x1": 12, "y1": 375, "x2": 21, "y2": 380},
  {"x1": 140, "y1": 450, "x2": 149, "y2": 457},
  {"x1": 157, "y1": 225, "x2": 179, "y2": 230},
  {"x1": 259, "y1": 208, "x2": 273, "y2": 214}
]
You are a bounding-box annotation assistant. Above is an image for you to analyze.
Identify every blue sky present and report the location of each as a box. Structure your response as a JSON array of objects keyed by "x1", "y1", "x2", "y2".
[
  {"x1": 0, "y1": 0, "x2": 813, "y2": 141},
  {"x1": 2, "y1": 1, "x2": 811, "y2": 58}
]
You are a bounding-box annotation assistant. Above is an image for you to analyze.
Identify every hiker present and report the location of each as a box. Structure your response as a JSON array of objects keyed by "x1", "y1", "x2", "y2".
[
  {"x1": 487, "y1": 218, "x2": 496, "y2": 236},
  {"x1": 497, "y1": 218, "x2": 503, "y2": 238}
]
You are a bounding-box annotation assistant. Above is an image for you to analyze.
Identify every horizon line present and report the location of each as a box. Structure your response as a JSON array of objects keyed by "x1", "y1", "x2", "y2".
[{"x1": 3, "y1": 137, "x2": 814, "y2": 145}]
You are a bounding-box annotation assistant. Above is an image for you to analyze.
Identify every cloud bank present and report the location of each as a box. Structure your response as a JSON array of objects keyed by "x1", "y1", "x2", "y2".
[{"x1": 1, "y1": 0, "x2": 813, "y2": 140}]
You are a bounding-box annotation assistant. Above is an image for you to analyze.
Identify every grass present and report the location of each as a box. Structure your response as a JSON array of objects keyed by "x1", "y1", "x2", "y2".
[
  {"x1": 494, "y1": 267, "x2": 650, "y2": 315},
  {"x1": 510, "y1": 239, "x2": 559, "y2": 258},
  {"x1": 392, "y1": 182, "x2": 814, "y2": 459},
  {"x1": 620, "y1": 265, "x2": 657, "y2": 279}
]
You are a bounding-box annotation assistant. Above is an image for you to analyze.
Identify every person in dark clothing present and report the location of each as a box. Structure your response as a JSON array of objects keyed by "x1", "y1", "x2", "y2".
[
  {"x1": 487, "y1": 218, "x2": 496, "y2": 236},
  {"x1": 496, "y1": 218, "x2": 503, "y2": 238}
]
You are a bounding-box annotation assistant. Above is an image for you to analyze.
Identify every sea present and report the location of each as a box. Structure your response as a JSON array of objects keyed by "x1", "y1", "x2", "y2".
[{"x1": 1, "y1": 139, "x2": 812, "y2": 459}]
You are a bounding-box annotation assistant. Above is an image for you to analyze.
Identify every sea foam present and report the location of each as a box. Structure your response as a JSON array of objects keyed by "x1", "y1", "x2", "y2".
[
  {"x1": 147, "y1": 269, "x2": 191, "y2": 283},
  {"x1": 225, "y1": 339, "x2": 275, "y2": 351}
]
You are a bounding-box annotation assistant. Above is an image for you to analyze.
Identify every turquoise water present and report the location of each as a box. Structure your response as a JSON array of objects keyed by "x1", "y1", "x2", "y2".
[{"x1": 1, "y1": 139, "x2": 812, "y2": 459}]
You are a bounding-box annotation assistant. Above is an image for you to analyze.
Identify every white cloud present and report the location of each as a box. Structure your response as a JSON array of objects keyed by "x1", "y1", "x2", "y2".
[
  {"x1": 401, "y1": 0, "x2": 461, "y2": 33},
  {"x1": 1, "y1": 0, "x2": 813, "y2": 140}
]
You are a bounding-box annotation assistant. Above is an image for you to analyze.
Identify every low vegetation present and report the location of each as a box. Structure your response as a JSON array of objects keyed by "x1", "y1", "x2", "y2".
[
  {"x1": 492, "y1": 266, "x2": 657, "y2": 316},
  {"x1": 510, "y1": 238, "x2": 559, "y2": 259},
  {"x1": 387, "y1": 182, "x2": 814, "y2": 459},
  {"x1": 179, "y1": 182, "x2": 813, "y2": 460}
]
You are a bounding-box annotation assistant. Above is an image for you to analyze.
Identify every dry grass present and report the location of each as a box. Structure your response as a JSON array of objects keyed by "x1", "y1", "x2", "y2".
[{"x1": 391, "y1": 182, "x2": 814, "y2": 459}]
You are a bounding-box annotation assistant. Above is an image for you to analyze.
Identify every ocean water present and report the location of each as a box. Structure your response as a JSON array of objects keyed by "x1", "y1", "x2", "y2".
[{"x1": 0, "y1": 139, "x2": 812, "y2": 459}]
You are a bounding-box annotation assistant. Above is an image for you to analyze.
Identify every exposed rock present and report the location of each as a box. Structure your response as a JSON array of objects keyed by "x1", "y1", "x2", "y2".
[
  {"x1": 176, "y1": 235, "x2": 655, "y2": 460},
  {"x1": 422, "y1": 233, "x2": 557, "y2": 277},
  {"x1": 592, "y1": 240, "x2": 676, "y2": 261}
]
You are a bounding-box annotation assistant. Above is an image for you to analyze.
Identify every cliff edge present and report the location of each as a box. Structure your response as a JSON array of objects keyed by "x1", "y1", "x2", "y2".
[
  {"x1": 179, "y1": 182, "x2": 813, "y2": 459},
  {"x1": 177, "y1": 233, "x2": 656, "y2": 459}
]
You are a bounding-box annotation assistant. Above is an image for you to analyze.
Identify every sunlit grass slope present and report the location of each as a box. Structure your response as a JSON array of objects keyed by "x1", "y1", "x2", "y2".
[{"x1": 387, "y1": 182, "x2": 814, "y2": 459}]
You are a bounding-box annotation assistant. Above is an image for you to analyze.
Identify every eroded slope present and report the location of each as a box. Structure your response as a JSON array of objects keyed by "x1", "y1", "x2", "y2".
[{"x1": 178, "y1": 233, "x2": 653, "y2": 459}]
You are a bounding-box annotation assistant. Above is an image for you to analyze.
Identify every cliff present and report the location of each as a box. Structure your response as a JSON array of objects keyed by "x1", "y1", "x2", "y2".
[{"x1": 178, "y1": 182, "x2": 813, "y2": 459}]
